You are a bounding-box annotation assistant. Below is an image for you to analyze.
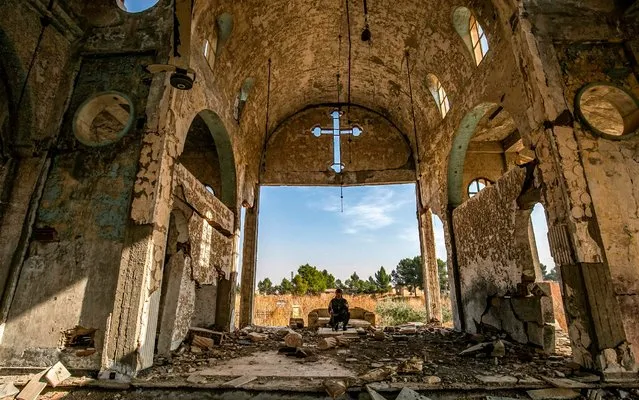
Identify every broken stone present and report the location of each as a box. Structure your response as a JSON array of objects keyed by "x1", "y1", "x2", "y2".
[
  {"x1": 44, "y1": 361, "x2": 71, "y2": 388},
  {"x1": 373, "y1": 330, "x2": 386, "y2": 341},
  {"x1": 190, "y1": 345, "x2": 202, "y2": 354},
  {"x1": 398, "y1": 326, "x2": 417, "y2": 334},
  {"x1": 284, "y1": 331, "x2": 303, "y2": 348},
  {"x1": 586, "y1": 389, "x2": 605, "y2": 400},
  {"x1": 475, "y1": 375, "x2": 518, "y2": 384},
  {"x1": 248, "y1": 332, "x2": 268, "y2": 342},
  {"x1": 0, "y1": 383, "x2": 19, "y2": 399},
  {"x1": 366, "y1": 385, "x2": 388, "y2": 400},
  {"x1": 541, "y1": 376, "x2": 589, "y2": 389},
  {"x1": 192, "y1": 335, "x2": 214, "y2": 350},
  {"x1": 323, "y1": 379, "x2": 347, "y2": 399},
  {"x1": 318, "y1": 336, "x2": 349, "y2": 350},
  {"x1": 423, "y1": 375, "x2": 441, "y2": 384},
  {"x1": 359, "y1": 366, "x2": 396, "y2": 383},
  {"x1": 491, "y1": 340, "x2": 506, "y2": 357},
  {"x1": 459, "y1": 341, "x2": 492, "y2": 356},
  {"x1": 222, "y1": 375, "x2": 257, "y2": 388},
  {"x1": 398, "y1": 357, "x2": 423, "y2": 374},
  {"x1": 186, "y1": 374, "x2": 206, "y2": 384},
  {"x1": 396, "y1": 387, "x2": 433, "y2": 400},
  {"x1": 527, "y1": 388, "x2": 581, "y2": 400},
  {"x1": 345, "y1": 357, "x2": 358, "y2": 362}
]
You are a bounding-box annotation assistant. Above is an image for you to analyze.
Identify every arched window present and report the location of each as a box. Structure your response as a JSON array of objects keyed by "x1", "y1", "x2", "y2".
[
  {"x1": 203, "y1": 37, "x2": 217, "y2": 68},
  {"x1": 468, "y1": 178, "x2": 492, "y2": 198},
  {"x1": 426, "y1": 74, "x2": 450, "y2": 118},
  {"x1": 453, "y1": 7, "x2": 490, "y2": 66}
]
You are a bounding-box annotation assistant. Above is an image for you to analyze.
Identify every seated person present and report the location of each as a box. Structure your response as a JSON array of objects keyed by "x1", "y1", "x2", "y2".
[{"x1": 328, "y1": 288, "x2": 350, "y2": 331}]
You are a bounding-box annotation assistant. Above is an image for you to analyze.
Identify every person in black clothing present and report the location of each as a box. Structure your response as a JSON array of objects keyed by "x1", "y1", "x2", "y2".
[{"x1": 328, "y1": 288, "x2": 350, "y2": 331}]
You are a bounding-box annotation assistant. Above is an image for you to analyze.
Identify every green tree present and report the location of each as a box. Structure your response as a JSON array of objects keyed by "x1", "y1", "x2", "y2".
[
  {"x1": 278, "y1": 278, "x2": 294, "y2": 294},
  {"x1": 257, "y1": 278, "x2": 274, "y2": 294},
  {"x1": 391, "y1": 256, "x2": 423, "y2": 295},
  {"x1": 322, "y1": 269, "x2": 336, "y2": 289},
  {"x1": 297, "y1": 264, "x2": 328, "y2": 294},
  {"x1": 335, "y1": 279, "x2": 345, "y2": 289},
  {"x1": 541, "y1": 263, "x2": 558, "y2": 281},
  {"x1": 292, "y1": 274, "x2": 308, "y2": 295},
  {"x1": 374, "y1": 266, "x2": 392, "y2": 293},
  {"x1": 345, "y1": 272, "x2": 364, "y2": 293},
  {"x1": 437, "y1": 259, "x2": 449, "y2": 292}
]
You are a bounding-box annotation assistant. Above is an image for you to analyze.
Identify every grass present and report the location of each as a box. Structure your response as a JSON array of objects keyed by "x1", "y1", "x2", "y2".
[{"x1": 235, "y1": 293, "x2": 452, "y2": 327}]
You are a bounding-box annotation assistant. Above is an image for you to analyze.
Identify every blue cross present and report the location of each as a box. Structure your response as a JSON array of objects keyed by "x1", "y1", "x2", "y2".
[{"x1": 311, "y1": 110, "x2": 363, "y2": 173}]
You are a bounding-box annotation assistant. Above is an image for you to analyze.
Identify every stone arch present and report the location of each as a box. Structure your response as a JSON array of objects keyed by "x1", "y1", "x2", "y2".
[
  {"x1": 447, "y1": 102, "x2": 497, "y2": 207},
  {"x1": 180, "y1": 110, "x2": 237, "y2": 209}
]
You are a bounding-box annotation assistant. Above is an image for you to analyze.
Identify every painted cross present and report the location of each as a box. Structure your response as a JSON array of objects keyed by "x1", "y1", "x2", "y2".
[{"x1": 311, "y1": 109, "x2": 363, "y2": 173}]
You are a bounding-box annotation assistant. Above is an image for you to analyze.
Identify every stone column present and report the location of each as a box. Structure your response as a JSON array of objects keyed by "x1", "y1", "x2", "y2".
[
  {"x1": 418, "y1": 207, "x2": 442, "y2": 323},
  {"x1": 537, "y1": 124, "x2": 637, "y2": 378},
  {"x1": 239, "y1": 186, "x2": 260, "y2": 328}
]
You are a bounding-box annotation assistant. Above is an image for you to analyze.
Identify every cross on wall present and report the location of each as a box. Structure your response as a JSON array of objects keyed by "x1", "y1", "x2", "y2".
[{"x1": 311, "y1": 109, "x2": 363, "y2": 173}]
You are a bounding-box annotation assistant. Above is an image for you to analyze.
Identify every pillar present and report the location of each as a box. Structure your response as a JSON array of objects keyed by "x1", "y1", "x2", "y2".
[
  {"x1": 537, "y1": 124, "x2": 637, "y2": 378},
  {"x1": 239, "y1": 186, "x2": 260, "y2": 328},
  {"x1": 418, "y1": 207, "x2": 442, "y2": 323}
]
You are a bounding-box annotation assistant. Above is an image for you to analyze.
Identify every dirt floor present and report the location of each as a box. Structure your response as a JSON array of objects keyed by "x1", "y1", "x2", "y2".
[{"x1": 4, "y1": 324, "x2": 639, "y2": 399}]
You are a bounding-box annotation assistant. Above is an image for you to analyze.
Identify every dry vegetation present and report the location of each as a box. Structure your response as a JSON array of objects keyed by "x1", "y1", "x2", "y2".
[{"x1": 235, "y1": 293, "x2": 452, "y2": 327}]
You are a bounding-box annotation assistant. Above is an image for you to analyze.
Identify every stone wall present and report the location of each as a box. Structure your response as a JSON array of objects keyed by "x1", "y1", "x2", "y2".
[
  {"x1": 0, "y1": 52, "x2": 153, "y2": 369},
  {"x1": 452, "y1": 166, "x2": 560, "y2": 350},
  {"x1": 554, "y1": 42, "x2": 639, "y2": 354}
]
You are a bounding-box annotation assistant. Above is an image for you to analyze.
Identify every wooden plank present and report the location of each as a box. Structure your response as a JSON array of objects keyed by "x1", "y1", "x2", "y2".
[
  {"x1": 221, "y1": 375, "x2": 257, "y2": 388},
  {"x1": 17, "y1": 375, "x2": 47, "y2": 400}
]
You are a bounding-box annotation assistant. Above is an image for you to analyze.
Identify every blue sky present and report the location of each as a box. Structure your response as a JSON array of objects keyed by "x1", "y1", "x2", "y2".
[
  {"x1": 252, "y1": 185, "x2": 555, "y2": 284},
  {"x1": 120, "y1": 0, "x2": 159, "y2": 12}
]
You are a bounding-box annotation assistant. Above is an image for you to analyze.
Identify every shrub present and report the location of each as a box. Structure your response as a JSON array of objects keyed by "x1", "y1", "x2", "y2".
[{"x1": 375, "y1": 299, "x2": 427, "y2": 326}]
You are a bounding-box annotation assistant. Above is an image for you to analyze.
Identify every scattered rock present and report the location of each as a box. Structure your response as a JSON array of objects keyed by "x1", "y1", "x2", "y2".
[
  {"x1": 373, "y1": 330, "x2": 386, "y2": 341},
  {"x1": 345, "y1": 358, "x2": 358, "y2": 362},
  {"x1": 359, "y1": 366, "x2": 396, "y2": 383},
  {"x1": 527, "y1": 388, "x2": 580, "y2": 400},
  {"x1": 459, "y1": 342, "x2": 492, "y2": 356},
  {"x1": 323, "y1": 379, "x2": 347, "y2": 399},
  {"x1": 248, "y1": 332, "x2": 268, "y2": 342},
  {"x1": 423, "y1": 375, "x2": 441, "y2": 385},
  {"x1": 186, "y1": 374, "x2": 206, "y2": 384},
  {"x1": 491, "y1": 340, "x2": 506, "y2": 357},
  {"x1": 396, "y1": 387, "x2": 433, "y2": 400},
  {"x1": 398, "y1": 357, "x2": 423, "y2": 374},
  {"x1": 475, "y1": 375, "x2": 518, "y2": 384},
  {"x1": 284, "y1": 332, "x2": 303, "y2": 348}
]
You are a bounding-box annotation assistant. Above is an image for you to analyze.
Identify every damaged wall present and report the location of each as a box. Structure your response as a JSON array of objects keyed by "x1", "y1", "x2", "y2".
[
  {"x1": 0, "y1": 53, "x2": 154, "y2": 369},
  {"x1": 452, "y1": 166, "x2": 558, "y2": 349},
  {"x1": 554, "y1": 42, "x2": 639, "y2": 353}
]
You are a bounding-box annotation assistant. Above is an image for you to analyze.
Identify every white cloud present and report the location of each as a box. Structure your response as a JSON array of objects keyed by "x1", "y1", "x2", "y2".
[{"x1": 340, "y1": 187, "x2": 413, "y2": 235}]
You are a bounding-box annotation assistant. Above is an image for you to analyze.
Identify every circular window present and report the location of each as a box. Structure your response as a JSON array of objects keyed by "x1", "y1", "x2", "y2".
[
  {"x1": 468, "y1": 178, "x2": 493, "y2": 198},
  {"x1": 73, "y1": 92, "x2": 135, "y2": 147},
  {"x1": 116, "y1": 0, "x2": 160, "y2": 13},
  {"x1": 575, "y1": 82, "x2": 639, "y2": 140}
]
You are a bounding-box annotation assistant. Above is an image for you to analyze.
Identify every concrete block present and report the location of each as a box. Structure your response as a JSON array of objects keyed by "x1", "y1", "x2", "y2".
[
  {"x1": 44, "y1": 361, "x2": 71, "y2": 387},
  {"x1": 192, "y1": 284, "x2": 217, "y2": 328},
  {"x1": 511, "y1": 296, "x2": 543, "y2": 324}
]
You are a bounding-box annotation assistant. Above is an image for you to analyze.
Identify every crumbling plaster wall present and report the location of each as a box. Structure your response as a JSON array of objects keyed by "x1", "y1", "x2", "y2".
[
  {"x1": 554, "y1": 42, "x2": 639, "y2": 352},
  {"x1": 452, "y1": 167, "x2": 537, "y2": 330},
  {"x1": 0, "y1": 52, "x2": 154, "y2": 369},
  {"x1": 0, "y1": 0, "x2": 81, "y2": 320}
]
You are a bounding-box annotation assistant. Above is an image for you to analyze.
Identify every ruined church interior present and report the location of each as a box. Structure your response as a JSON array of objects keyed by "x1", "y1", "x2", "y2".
[{"x1": 1, "y1": 0, "x2": 639, "y2": 398}]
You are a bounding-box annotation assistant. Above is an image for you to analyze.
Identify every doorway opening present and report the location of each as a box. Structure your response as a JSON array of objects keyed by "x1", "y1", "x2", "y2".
[{"x1": 253, "y1": 184, "x2": 433, "y2": 328}]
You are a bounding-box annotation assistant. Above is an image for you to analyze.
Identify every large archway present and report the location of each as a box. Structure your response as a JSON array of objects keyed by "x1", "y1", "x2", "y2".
[{"x1": 179, "y1": 110, "x2": 237, "y2": 210}]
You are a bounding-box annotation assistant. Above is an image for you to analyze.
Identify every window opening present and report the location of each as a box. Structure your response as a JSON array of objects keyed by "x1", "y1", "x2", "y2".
[
  {"x1": 469, "y1": 15, "x2": 489, "y2": 65},
  {"x1": 467, "y1": 178, "x2": 492, "y2": 198},
  {"x1": 427, "y1": 75, "x2": 450, "y2": 119},
  {"x1": 116, "y1": 0, "x2": 160, "y2": 13}
]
